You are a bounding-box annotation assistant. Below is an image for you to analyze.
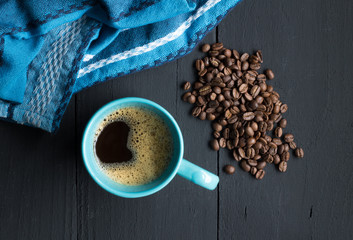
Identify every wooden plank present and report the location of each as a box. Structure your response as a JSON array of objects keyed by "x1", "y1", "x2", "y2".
[
  {"x1": 217, "y1": 0, "x2": 353, "y2": 239},
  {"x1": 0, "y1": 101, "x2": 77, "y2": 239},
  {"x1": 75, "y1": 32, "x2": 218, "y2": 240}
]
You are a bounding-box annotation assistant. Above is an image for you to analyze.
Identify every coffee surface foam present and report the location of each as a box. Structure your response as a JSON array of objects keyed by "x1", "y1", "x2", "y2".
[{"x1": 94, "y1": 107, "x2": 173, "y2": 185}]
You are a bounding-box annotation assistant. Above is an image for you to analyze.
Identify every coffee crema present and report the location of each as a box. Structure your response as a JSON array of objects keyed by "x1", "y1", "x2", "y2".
[{"x1": 94, "y1": 107, "x2": 173, "y2": 186}]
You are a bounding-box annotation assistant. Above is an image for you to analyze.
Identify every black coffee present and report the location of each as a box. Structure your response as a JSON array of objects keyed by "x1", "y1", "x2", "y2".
[
  {"x1": 95, "y1": 121, "x2": 133, "y2": 163},
  {"x1": 94, "y1": 107, "x2": 173, "y2": 185}
]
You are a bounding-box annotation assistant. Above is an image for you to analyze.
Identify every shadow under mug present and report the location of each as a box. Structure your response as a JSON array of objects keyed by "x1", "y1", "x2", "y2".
[{"x1": 82, "y1": 97, "x2": 219, "y2": 198}]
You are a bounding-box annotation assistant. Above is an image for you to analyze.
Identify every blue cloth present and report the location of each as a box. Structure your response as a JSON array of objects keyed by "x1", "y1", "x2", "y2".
[{"x1": 0, "y1": 0, "x2": 241, "y2": 132}]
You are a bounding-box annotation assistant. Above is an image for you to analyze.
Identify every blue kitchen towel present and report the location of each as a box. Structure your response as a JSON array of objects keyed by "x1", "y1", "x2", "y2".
[{"x1": 0, "y1": 0, "x2": 241, "y2": 132}]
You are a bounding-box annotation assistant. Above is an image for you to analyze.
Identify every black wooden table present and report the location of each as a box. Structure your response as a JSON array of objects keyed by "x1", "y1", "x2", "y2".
[{"x1": 1, "y1": 0, "x2": 352, "y2": 239}]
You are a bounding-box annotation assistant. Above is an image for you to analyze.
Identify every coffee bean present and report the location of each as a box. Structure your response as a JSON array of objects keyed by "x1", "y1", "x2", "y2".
[
  {"x1": 274, "y1": 127, "x2": 283, "y2": 138},
  {"x1": 198, "y1": 68, "x2": 207, "y2": 76},
  {"x1": 227, "y1": 140, "x2": 234, "y2": 150},
  {"x1": 257, "y1": 161, "x2": 267, "y2": 170},
  {"x1": 265, "y1": 69, "x2": 275, "y2": 80},
  {"x1": 257, "y1": 74, "x2": 266, "y2": 81},
  {"x1": 202, "y1": 44, "x2": 211, "y2": 52},
  {"x1": 207, "y1": 113, "x2": 216, "y2": 121},
  {"x1": 239, "y1": 83, "x2": 248, "y2": 93},
  {"x1": 224, "y1": 49, "x2": 232, "y2": 58},
  {"x1": 223, "y1": 128, "x2": 230, "y2": 139},
  {"x1": 240, "y1": 53, "x2": 249, "y2": 62},
  {"x1": 243, "y1": 112, "x2": 255, "y2": 121},
  {"x1": 212, "y1": 122, "x2": 223, "y2": 132},
  {"x1": 224, "y1": 165, "x2": 235, "y2": 174},
  {"x1": 245, "y1": 126, "x2": 254, "y2": 137},
  {"x1": 199, "y1": 85, "x2": 212, "y2": 96},
  {"x1": 284, "y1": 133, "x2": 294, "y2": 143},
  {"x1": 295, "y1": 147, "x2": 304, "y2": 158},
  {"x1": 188, "y1": 95, "x2": 196, "y2": 104},
  {"x1": 281, "y1": 152, "x2": 290, "y2": 162},
  {"x1": 289, "y1": 141, "x2": 297, "y2": 149},
  {"x1": 212, "y1": 43, "x2": 223, "y2": 51},
  {"x1": 197, "y1": 96, "x2": 206, "y2": 106},
  {"x1": 241, "y1": 160, "x2": 251, "y2": 172},
  {"x1": 251, "y1": 122, "x2": 258, "y2": 131},
  {"x1": 213, "y1": 131, "x2": 220, "y2": 139},
  {"x1": 219, "y1": 118, "x2": 228, "y2": 126},
  {"x1": 199, "y1": 111, "x2": 206, "y2": 120},
  {"x1": 209, "y1": 50, "x2": 219, "y2": 57},
  {"x1": 208, "y1": 100, "x2": 219, "y2": 108},
  {"x1": 278, "y1": 161, "x2": 287, "y2": 172},
  {"x1": 256, "y1": 50, "x2": 263, "y2": 63},
  {"x1": 269, "y1": 147, "x2": 277, "y2": 155},
  {"x1": 259, "y1": 121, "x2": 267, "y2": 132},
  {"x1": 205, "y1": 73, "x2": 213, "y2": 82},
  {"x1": 232, "y1": 150, "x2": 241, "y2": 161},
  {"x1": 280, "y1": 104, "x2": 288, "y2": 113},
  {"x1": 238, "y1": 147, "x2": 246, "y2": 159},
  {"x1": 193, "y1": 82, "x2": 203, "y2": 90},
  {"x1": 255, "y1": 169, "x2": 265, "y2": 180},
  {"x1": 273, "y1": 154, "x2": 281, "y2": 164},
  {"x1": 219, "y1": 138, "x2": 226, "y2": 148},
  {"x1": 272, "y1": 138, "x2": 282, "y2": 146},
  {"x1": 253, "y1": 142, "x2": 262, "y2": 150},
  {"x1": 250, "y1": 63, "x2": 261, "y2": 70},
  {"x1": 210, "y1": 139, "x2": 219, "y2": 151},
  {"x1": 228, "y1": 115, "x2": 238, "y2": 124},
  {"x1": 191, "y1": 107, "x2": 201, "y2": 117},
  {"x1": 224, "y1": 90, "x2": 232, "y2": 100},
  {"x1": 283, "y1": 144, "x2": 290, "y2": 152},
  {"x1": 250, "y1": 167, "x2": 257, "y2": 175},
  {"x1": 232, "y1": 49, "x2": 240, "y2": 59},
  {"x1": 278, "y1": 145, "x2": 285, "y2": 155},
  {"x1": 222, "y1": 100, "x2": 231, "y2": 109},
  {"x1": 183, "y1": 81, "x2": 191, "y2": 90},
  {"x1": 196, "y1": 60, "x2": 205, "y2": 71},
  {"x1": 247, "y1": 137, "x2": 256, "y2": 146},
  {"x1": 182, "y1": 92, "x2": 191, "y2": 102}
]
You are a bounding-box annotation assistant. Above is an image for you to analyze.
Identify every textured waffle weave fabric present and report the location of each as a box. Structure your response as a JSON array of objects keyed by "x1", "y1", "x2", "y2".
[{"x1": 0, "y1": 0, "x2": 241, "y2": 132}]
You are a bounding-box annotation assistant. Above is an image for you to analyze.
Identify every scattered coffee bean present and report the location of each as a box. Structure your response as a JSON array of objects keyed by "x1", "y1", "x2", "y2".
[
  {"x1": 241, "y1": 160, "x2": 251, "y2": 172},
  {"x1": 202, "y1": 44, "x2": 211, "y2": 52},
  {"x1": 284, "y1": 133, "x2": 294, "y2": 143},
  {"x1": 181, "y1": 43, "x2": 304, "y2": 180},
  {"x1": 183, "y1": 81, "x2": 191, "y2": 90},
  {"x1": 199, "y1": 111, "x2": 206, "y2": 120},
  {"x1": 188, "y1": 95, "x2": 196, "y2": 104},
  {"x1": 289, "y1": 141, "x2": 297, "y2": 149},
  {"x1": 279, "y1": 119, "x2": 287, "y2": 128},
  {"x1": 255, "y1": 170, "x2": 265, "y2": 180},
  {"x1": 278, "y1": 161, "x2": 287, "y2": 172},
  {"x1": 265, "y1": 69, "x2": 275, "y2": 80},
  {"x1": 219, "y1": 138, "x2": 226, "y2": 148},
  {"x1": 274, "y1": 127, "x2": 283, "y2": 138},
  {"x1": 224, "y1": 165, "x2": 235, "y2": 174},
  {"x1": 295, "y1": 147, "x2": 304, "y2": 158},
  {"x1": 273, "y1": 154, "x2": 281, "y2": 164},
  {"x1": 210, "y1": 139, "x2": 219, "y2": 151}
]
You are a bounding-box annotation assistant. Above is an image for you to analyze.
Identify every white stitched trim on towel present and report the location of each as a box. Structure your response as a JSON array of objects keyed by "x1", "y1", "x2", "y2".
[
  {"x1": 83, "y1": 54, "x2": 95, "y2": 62},
  {"x1": 77, "y1": 0, "x2": 221, "y2": 78}
]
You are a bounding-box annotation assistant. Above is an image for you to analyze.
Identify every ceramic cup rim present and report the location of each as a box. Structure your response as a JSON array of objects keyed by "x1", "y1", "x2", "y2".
[{"x1": 82, "y1": 97, "x2": 184, "y2": 198}]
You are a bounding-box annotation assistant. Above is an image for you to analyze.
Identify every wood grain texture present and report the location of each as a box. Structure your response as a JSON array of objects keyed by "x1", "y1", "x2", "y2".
[
  {"x1": 0, "y1": 101, "x2": 77, "y2": 239},
  {"x1": 1, "y1": 0, "x2": 353, "y2": 239},
  {"x1": 217, "y1": 0, "x2": 353, "y2": 239}
]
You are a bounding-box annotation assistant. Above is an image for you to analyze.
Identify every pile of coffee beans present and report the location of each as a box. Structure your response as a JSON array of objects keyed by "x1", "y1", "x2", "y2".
[{"x1": 182, "y1": 43, "x2": 304, "y2": 179}]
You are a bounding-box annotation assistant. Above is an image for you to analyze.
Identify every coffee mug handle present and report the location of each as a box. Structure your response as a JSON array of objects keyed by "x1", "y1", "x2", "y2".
[{"x1": 177, "y1": 159, "x2": 219, "y2": 190}]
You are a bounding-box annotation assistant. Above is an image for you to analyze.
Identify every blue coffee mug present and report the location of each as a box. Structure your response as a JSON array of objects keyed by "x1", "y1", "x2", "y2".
[{"x1": 82, "y1": 97, "x2": 219, "y2": 198}]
